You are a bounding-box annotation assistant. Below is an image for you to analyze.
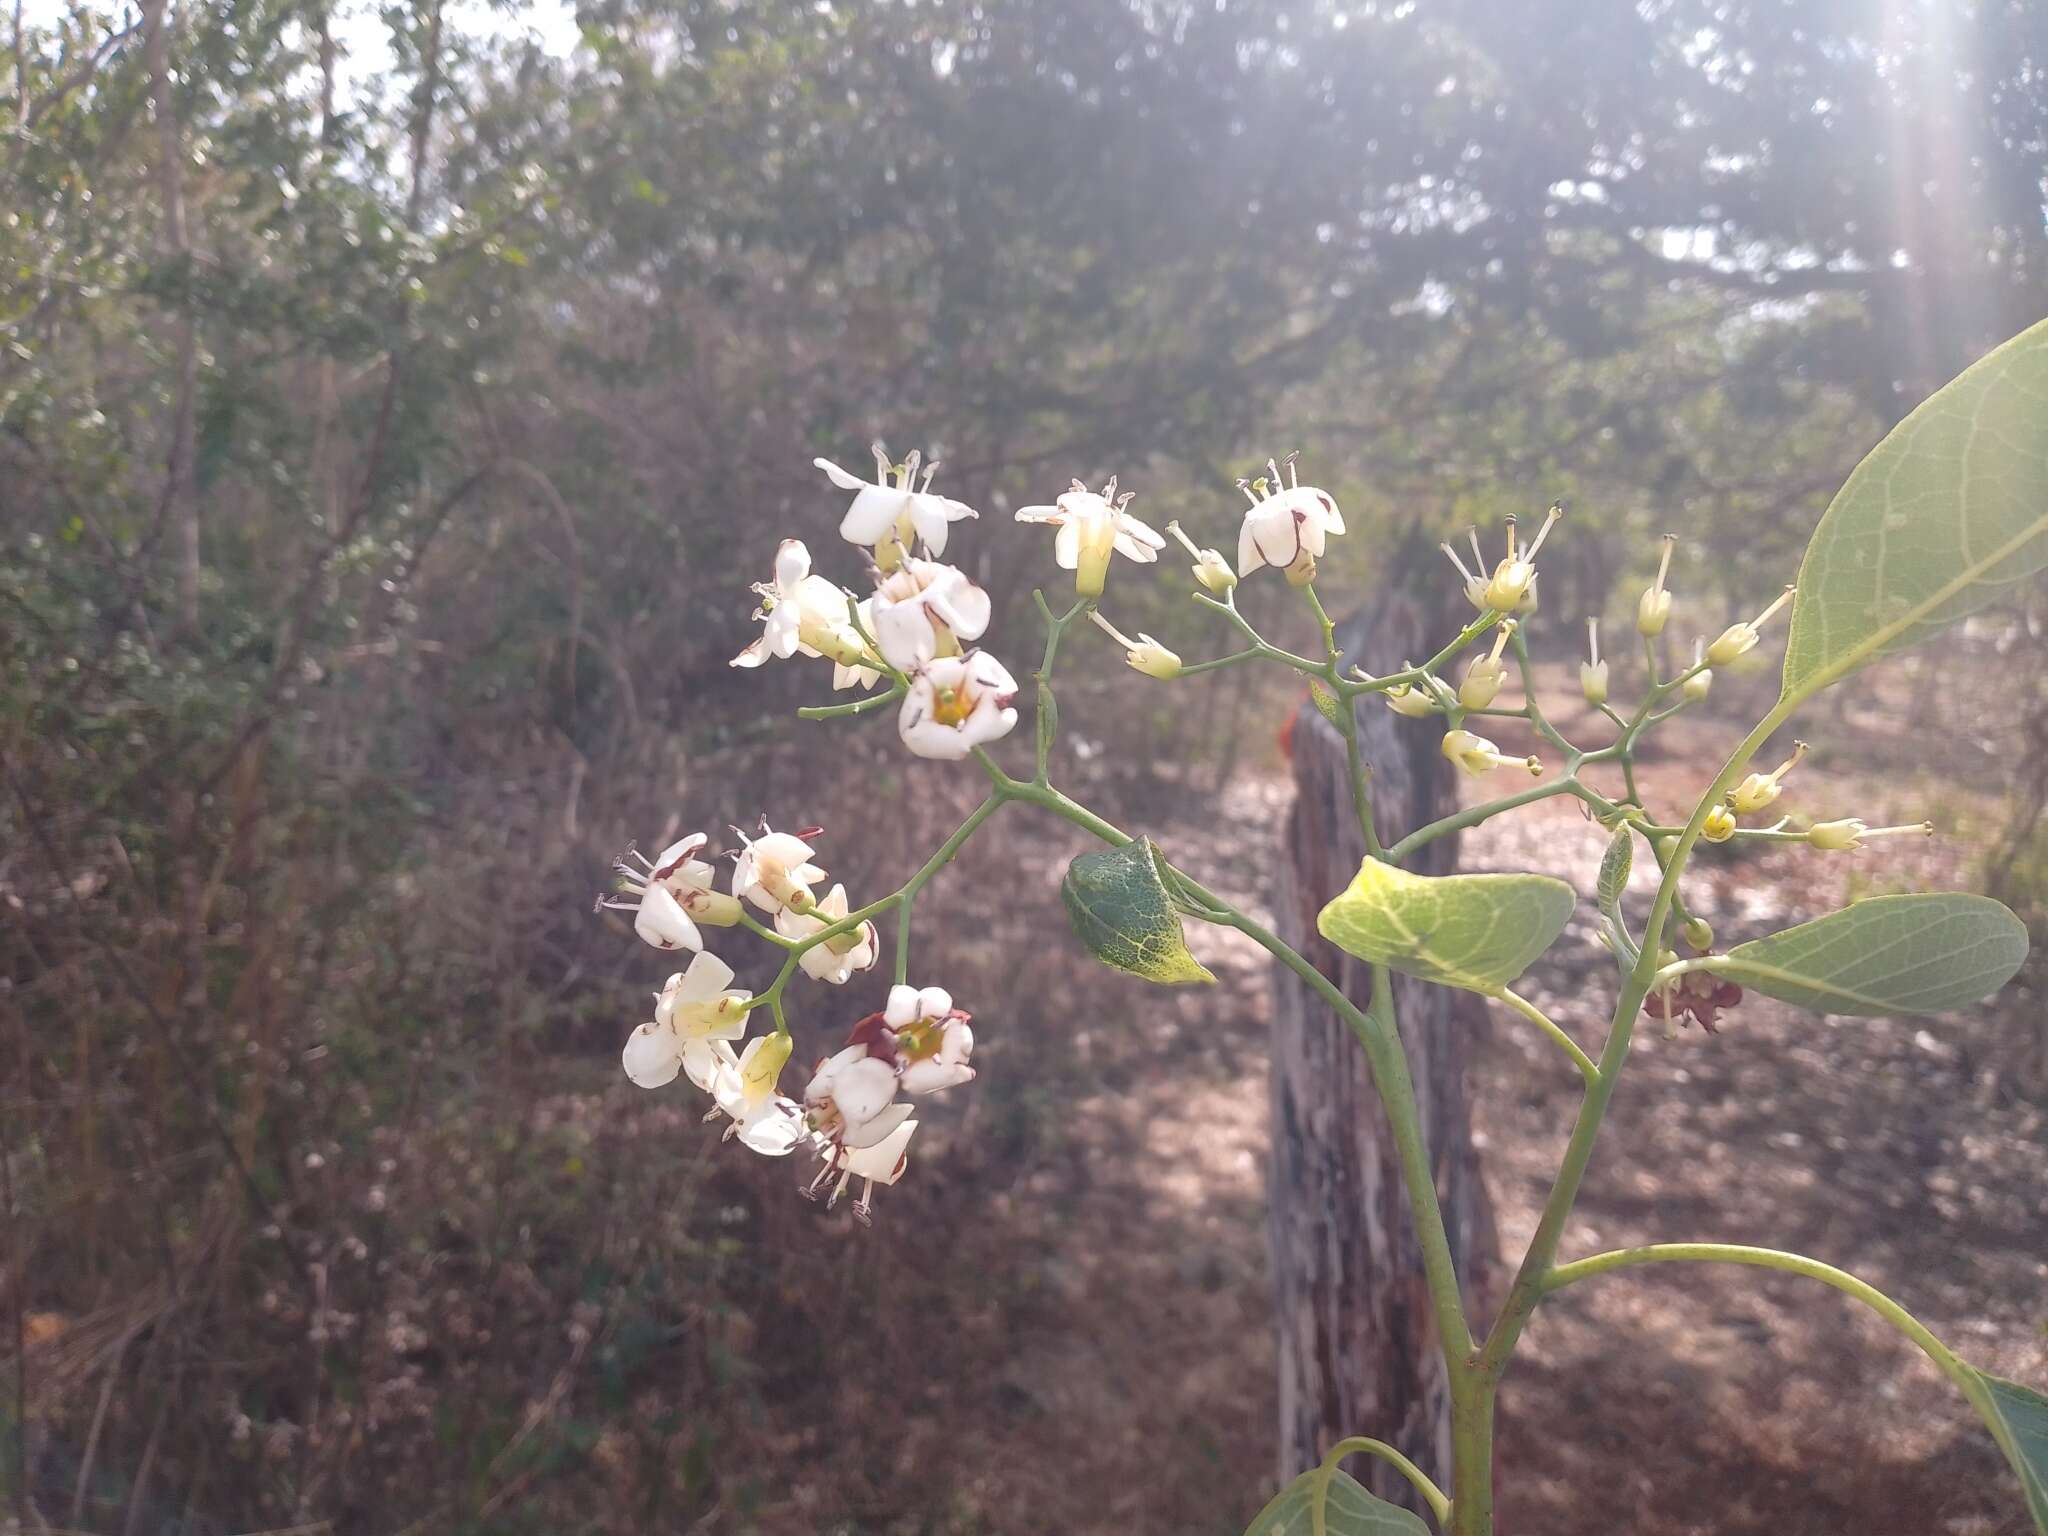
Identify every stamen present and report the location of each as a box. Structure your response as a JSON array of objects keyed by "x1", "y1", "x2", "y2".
[
  {"x1": 1100, "y1": 474, "x2": 1120, "y2": 502},
  {"x1": 1503, "y1": 513, "x2": 1519, "y2": 560},
  {"x1": 1237, "y1": 478, "x2": 1259, "y2": 508},
  {"x1": 870, "y1": 440, "x2": 890, "y2": 482},
  {"x1": 1069, "y1": 477, "x2": 1089, "y2": 496},
  {"x1": 1114, "y1": 490, "x2": 1136, "y2": 511},
  {"x1": 1266, "y1": 457, "x2": 1282, "y2": 488},
  {"x1": 920, "y1": 459, "x2": 941, "y2": 491},
  {"x1": 1488, "y1": 620, "x2": 1516, "y2": 663},
  {"x1": 1524, "y1": 501, "x2": 1564, "y2": 560},
  {"x1": 1441, "y1": 542, "x2": 1478, "y2": 583},
  {"x1": 1165, "y1": 520, "x2": 1205, "y2": 560},
  {"x1": 1467, "y1": 527, "x2": 1486, "y2": 570},
  {"x1": 1753, "y1": 584, "x2": 1797, "y2": 626},
  {"x1": 1653, "y1": 533, "x2": 1676, "y2": 593},
  {"x1": 1091, "y1": 611, "x2": 1139, "y2": 650},
  {"x1": 1283, "y1": 449, "x2": 1300, "y2": 487},
  {"x1": 1585, "y1": 617, "x2": 1600, "y2": 668}
]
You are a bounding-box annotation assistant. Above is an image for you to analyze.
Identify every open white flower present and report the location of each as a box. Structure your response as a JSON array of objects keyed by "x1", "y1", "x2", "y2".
[
  {"x1": 803, "y1": 1044, "x2": 913, "y2": 1151},
  {"x1": 730, "y1": 539, "x2": 870, "y2": 671},
  {"x1": 1706, "y1": 585, "x2": 1796, "y2": 667},
  {"x1": 611, "y1": 833, "x2": 745, "y2": 930},
  {"x1": 706, "y1": 1033, "x2": 809, "y2": 1156},
  {"x1": 898, "y1": 650, "x2": 1019, "y2": 760},
  {"x1": 870, "y1": 555, "x2": 993, "y2": 672},
  {"x1": 594, "y1": 842, "x2": 704, "y2": 953},
  {"x1": 801, "y1": 1118, "x2": 917, "y2": 1223},
  {"x1": 818, "y1": 442, "x2": 980, "y2": 567},
  {"x1": 1014, "y1": 475, "x2": 1165, "y2": 597},
  {"x1": 623, "y1": 953, "x2": 749, "y2": 1091},
  {"x1": 730, "y1": 821, "x2": 826, "y2": 914},
  {"x1": 1236, "y1": 455, "x2": 1345, "y2": 582},
  {"x1": 774, "y1": 882, "x2": 880, "y2": 984},
  {"x1": 884, "y1": 983, "x2": 976, "y2": 1095}
]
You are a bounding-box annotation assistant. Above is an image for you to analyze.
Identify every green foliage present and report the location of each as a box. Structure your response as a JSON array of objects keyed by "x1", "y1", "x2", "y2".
[
  {"x1": 1317, "y1": 858, "x2": 1576, "y2": 993},
  {"x1": 1242, "y1": 1469, "x2": 1432, "y2": 1536},
  {"x1": 1782, "y1": 318, "x2": 2048, "y2": 704},
  {"x1": 1059, "y1": 838, "x2": 1216, "y2": 986},
  {"x1": 1595, "y1": 823, "x2": 1637, "y2": 965},
  {"x1": 1971, "y1": 1371, "x2": 2048, "y2": 1534},
  {"x1": 1698, "y1": 894, "x2": 2029, "y2": 1017}
]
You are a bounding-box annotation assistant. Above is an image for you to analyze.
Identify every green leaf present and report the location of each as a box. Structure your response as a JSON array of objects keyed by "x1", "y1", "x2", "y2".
[
  {"x1": 1059, "y1": 838, "x2": 1215, "y2": 985},
  {"x1": 1971, "y1": 1370, "x2": 2048, "y2": 1533},
  {"x1": 1781, "y1": 318, "x2": 2048, "y2": 703},
  {"x1": 1698, "y1": 893, "x2": 2028, "y2": 1016},
  {"x1": 1595, "y1": 824, "x2": 1638, "y2": 967},
  {"x1": 1308, "y1": 679, "x2": 1348, "y2": 728},
  {"x1": 1317, "y1": 857, "x2": 1576, "y2": 993},
  {"x1": 1244, "y1": 1469, "x2": 1433, "y2": 1536}
]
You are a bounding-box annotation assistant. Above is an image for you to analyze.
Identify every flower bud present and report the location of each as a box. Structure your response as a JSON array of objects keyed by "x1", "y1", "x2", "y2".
[
  {"x1": 1458, "y1": 623, "x2": 1516, "y2": 711},
  {"x1": 1729, "y1": 741, "x2": 1809, "y2": 816},
  {"x1": 1283, "y1": 549, "x2": 1318, "y2": 587},
  {"x1": 1090, "y1": 612, "x2": 1182, "y2": 680},
  {"x1": 739, "y1": 1029, "x2": 792, "y2": 1098},
  {"x1": 1442, "y1": 728, "x2": 1543, "y2": 778},
  {"x1": 1807, "y1": 818, "x2": 1934, "y2": 852},
  {"x1": 1580, "y1": 617, "x2": 1609, "y2": 706},
  {"x1": 1166, "y1": 521, "x2": 1237, "y2": 594},
  {"x1": 1384, "y1": 680, "x2": 1436, "y2": 718},
  {"x1": 1637, "y1": 534, "x2": 1676, "y2": 638},
  {"x1": 1682, "y1": 916, "x2": 1714, "y2": 952},
  {"x1": 1681, "y1": 638, "x2": 1713, "y2": 702},
  {"x1": 1706, "y1": 585, "x2": 1796, "y2": 667},
  {"x1": 1701, "y1": 805, "x2": 1738, "y2": 843}
]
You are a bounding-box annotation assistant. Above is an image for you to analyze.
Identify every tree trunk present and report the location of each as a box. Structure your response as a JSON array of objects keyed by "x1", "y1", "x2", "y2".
[{"x1": 1268, "y1": 590, "x2": 1498, "y2": 1513}]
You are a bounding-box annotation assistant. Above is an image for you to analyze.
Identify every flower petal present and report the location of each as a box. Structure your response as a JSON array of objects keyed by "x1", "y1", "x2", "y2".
[
  {"x1": 634, "y1": 885, "x2": 702, "y2": 952},
  {"x1": 839, "y1": 485, "x2": 911, "y2": 544},
  {"x1": 622, "y1": 1023, "x2": 684, "y2": 1088},
  {"x1": 815, "y1": 456, "x2": 869, "y2": 491}
]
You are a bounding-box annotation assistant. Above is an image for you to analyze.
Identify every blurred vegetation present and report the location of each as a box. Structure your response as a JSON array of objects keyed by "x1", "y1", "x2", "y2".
[{"x1": 2, "y1": 0, "x2": 2045, "y2": 1529}]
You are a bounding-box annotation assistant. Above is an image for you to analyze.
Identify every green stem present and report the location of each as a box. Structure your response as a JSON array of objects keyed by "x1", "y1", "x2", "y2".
[
  {"x1": 1496, "y1": 987, "x2": 1598, "y2": 1084},
  {"x1": 798, "y1": 684, "x2": 904, "y2": 722},
  {"x1": 1541, "y1": 1243, "x2": 1979, "y2": 1398},
  {"x1": 1031, "y1": 590, "x2": 1090, "y2": 785},
  {"x1": 1474, "y1": 693, "x2": 1799, "y2": 1380},
  {"x1": 891, "y1": 791, "x2": 1005, "y2": 983},
  {"x1": 1313, "y1": 1436, "x2": 1452, "y2": 1530}
]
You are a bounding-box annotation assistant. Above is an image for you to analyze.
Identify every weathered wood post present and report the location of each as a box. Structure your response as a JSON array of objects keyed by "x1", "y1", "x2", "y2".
[{"x1": 1268, "y1": 590, "x2": 1498, "y2": 1512}]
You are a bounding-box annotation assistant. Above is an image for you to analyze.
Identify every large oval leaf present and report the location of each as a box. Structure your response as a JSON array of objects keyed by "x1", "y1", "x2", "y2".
[
  {"x1": 1781, "y1": 318, "x2": 2048, "y2": 703},
  {"x1": 1698, "y1": 893, "x2": 2027, "y2": 1017},
  {"x1": 1971, "y1": 1370, "x2": 2048, "y2": 1533},
  {"x1": 1244, "y1": 1469, "x2": 1432, "y2": 1536},
  {"x1": 1317, "y1": 857, "x2": 1576, "y2": 993},
  {"x1": 1059, "y1": 838, "x2": 1215, "y2": 985}
]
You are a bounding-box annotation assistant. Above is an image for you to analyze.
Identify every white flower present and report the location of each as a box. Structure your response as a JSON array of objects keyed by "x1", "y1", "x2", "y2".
[
  {"x1": 1089, "y1": 612, "x2": 1181, "y2": 680},
  {"x1": 1441, "y1": 728, "x2": 1542, "y2": 778},
  {"x1": 622, "y1": 952, "x2": 749, "y2": 1092},
  {"x1": 801, "y1": 1118, "x2": 917, "y2": 1224},
  {"x1": 730, "y1": 539, "x2": 870, "y2": 671},
  {"x1": 611, "y1": 833, "x2": 745, "y2": 929},
  {"x1": 869, "y1": 555, "x2": 993, "y2": 672},
  {"x1": 1014, "y1": 475, "x2": 1165, "y2": 597},
  {"x1": 705, "y1": 1033, "x2": 809, "y2": 1156},
  {"x1": 884, "y1": 983, "x2": 976, "y2": 1095},
  {"x1": 817, "y1": 442, "x2": 980, "y2": 567},
  {"x1": 594, "y1": 840, "x2": 704, "y2": 953},
  {"x1": 898, "y1": 650, "x2": 1020, "y2": 760},
  {"x1": 1382, "y1": 672, "x2": 1440, "y2": 718},
  {"x1": 729, "y1": 821, "x2": 826, "y2": 915},
  {"x1": 1235, "y1": 456, "x2": 1344, "y2": 582},
  {"x1": 803, "y1": 1043, "x2": 913, "y2": 1151},
  {"x1": 774, "y1": 882, "x2": 880, "y2": 984}
]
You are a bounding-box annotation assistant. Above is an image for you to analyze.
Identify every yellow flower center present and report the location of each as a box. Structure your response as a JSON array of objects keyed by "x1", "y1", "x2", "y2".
[{"x1": 930, "y1": 682, "x2": 977, "y2": 727}]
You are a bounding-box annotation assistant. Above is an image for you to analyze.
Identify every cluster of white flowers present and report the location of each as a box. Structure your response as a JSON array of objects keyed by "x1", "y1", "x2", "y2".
[
  {"x1": 592, "y1": 443, "x2": 1364, "y2": 1219},
  {"x1": 596, "y1": 819, "x2": 980, "y2": 1222}
]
